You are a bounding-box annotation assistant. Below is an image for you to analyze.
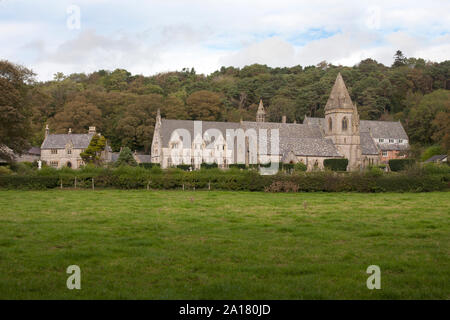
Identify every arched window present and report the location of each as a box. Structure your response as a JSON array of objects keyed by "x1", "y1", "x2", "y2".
[
  {"x1": 328, "y1": 118, "x2": 332, "y2": 131},
  {"x1": 342, "y1": 117, "x2": 348, "y2": 131}
]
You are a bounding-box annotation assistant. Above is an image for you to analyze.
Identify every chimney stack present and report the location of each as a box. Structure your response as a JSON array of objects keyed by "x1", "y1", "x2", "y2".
[
  {"x1": 45, "y1": 124, "x2": 49, "y2": 138},
  {"x1": 88, "y1": 126, "x2": 96, "y2": 134},
  {"x1": 282, "y1": 115, "x2": 287, "y2": 123}
]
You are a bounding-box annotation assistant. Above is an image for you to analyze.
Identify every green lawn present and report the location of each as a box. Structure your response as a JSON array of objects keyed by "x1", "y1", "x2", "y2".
[{"x1": 0, "y1": 190, "x2": 448, "y2": 299}]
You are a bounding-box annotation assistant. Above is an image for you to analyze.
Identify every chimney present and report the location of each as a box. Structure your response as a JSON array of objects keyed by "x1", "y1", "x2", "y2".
[
  {"x1": 45, "y1": 124, "x2": 49, "y2": 138},
  {"x1": 68, "y1": 128, "x2": 72, "y2": 134},
  {"x1": 282, "y1": 115, "x2": 286, "y2": 123},
  {"x1": 88, "y1": 126, "x2": 96, "y2": 134}
]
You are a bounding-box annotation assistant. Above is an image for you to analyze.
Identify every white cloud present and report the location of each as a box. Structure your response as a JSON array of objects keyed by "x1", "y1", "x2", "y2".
[{"x1": 1, "y1": 0, "x2": 448, "y2": 80}]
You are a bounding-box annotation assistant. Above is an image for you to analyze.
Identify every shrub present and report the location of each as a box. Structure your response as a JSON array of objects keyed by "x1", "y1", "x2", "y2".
[
  {"x1": 323, "y1": 159, "x2": 348, "y2": 171},
  {"x1": 229, "y1": 164, "x2": 246, "y2": 169},
  {"x1": 176, "y1": 164, "x2": 191, "y2": 171},
  {"x1": 200, "y1": 162, "x2": 218, "y2": 169},
  {"x1": 139, "y1": 163, "x2": 160, "y2": 169},
  {"x1": 389, "y1": 159, "x2": 416, "y2": 172},
  {"x1": 0, "y1": 166, "x2": 12, "y2": 176},
  {"x1": 421, "y1": 145, "x2": 444, "y2": 161},
  {"x1": 115, "y1": 147, "x2": 138, "y2": 167},
  {"x1": 294, "y1": 162, "x2": 307, "y2": 172},
  {"x1": 0, "y1": 176, "x2": 59, "y2": 189}
]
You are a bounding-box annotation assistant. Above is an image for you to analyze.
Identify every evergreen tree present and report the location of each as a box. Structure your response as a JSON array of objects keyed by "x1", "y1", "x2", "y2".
[
  {"x1": 115, "y1": 147, "x2": 137, "y2": 167},
  {"x1": 80, "y1": 134, "x2": 106, "y2": 166}
]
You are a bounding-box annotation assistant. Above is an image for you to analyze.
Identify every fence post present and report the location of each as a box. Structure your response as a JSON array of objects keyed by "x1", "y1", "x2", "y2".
[
  {"x1": 60, "y1": 179, "x2": 63, "y2": 189},
  {"x1": 92, "y1": 178, "x2": 95, "y2": 190},
  {"x1": 74, "y1": 176, "x2": 77, "y2": 189},
  {"x1": 208, "y1": 181, "x2": 211, "y2": 190},
  {"x1": 147, "y1": 180, "x2": 150, "y2": 190},
  {"x1": 182, "y1": 183, "x2": 185, "y2": 191}
]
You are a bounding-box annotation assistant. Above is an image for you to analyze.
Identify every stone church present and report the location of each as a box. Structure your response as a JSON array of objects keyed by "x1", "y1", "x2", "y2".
[{"x1": 152, "y1": 73, "x2": 409, "y2": 171}]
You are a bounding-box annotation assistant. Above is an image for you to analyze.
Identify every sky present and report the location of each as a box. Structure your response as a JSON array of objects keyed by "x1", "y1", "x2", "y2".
[{"x1": 1, "y1": 0, "x2": 449, "y2": 81}]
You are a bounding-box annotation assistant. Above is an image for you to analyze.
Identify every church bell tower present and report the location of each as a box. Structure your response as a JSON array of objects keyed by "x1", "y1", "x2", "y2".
[{"x1": 324, "y1": 73, "x2": 362, "y2": 171}]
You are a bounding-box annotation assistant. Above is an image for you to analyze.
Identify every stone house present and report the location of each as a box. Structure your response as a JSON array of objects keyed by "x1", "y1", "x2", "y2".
[{"x1": 40, "y1": 126, "x2": 112, "y2": 169}]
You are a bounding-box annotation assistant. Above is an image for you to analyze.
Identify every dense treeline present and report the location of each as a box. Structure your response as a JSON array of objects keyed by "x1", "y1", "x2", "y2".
[{"x1": 2, "y1": 51, "x2": 450, "y2": 156}]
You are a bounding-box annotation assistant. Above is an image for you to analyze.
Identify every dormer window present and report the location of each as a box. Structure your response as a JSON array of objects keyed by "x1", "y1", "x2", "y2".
[
  {"x1": 67, "y1": 148, "x2": 72, "y2": 155},
  {"x1": 379, "y1": 138, "x2": 384, "y2": 143}
]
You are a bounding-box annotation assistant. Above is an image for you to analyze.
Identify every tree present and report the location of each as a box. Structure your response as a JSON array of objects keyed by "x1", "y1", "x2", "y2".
[
  {"x1": 80, "y1": 134, "x2": 106, "y2": 166},
  {"x1": 186, "y1": 90, "x2": 222, "y2": 121},
  {"x1": 432, "y1": 106, "x2": 450, "y2": 151},
  {"x1": 115, "y1": 147, "x2": 137, "y2": 167},
  {"x1": 392, "y1": 50, "x2": 407, "y2": 67},
  {"x1": 0, "y1": 60, "x2": 34, "y2": 162},
  {"x1": 50, "y1": 95, "x2": 102, "y2": 133}
]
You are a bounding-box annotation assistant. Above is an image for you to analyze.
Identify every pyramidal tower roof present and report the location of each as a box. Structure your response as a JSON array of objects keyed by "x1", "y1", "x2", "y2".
[
  {"x1": 325, "y1": 73, "x2": 355, "y2": 112},
  {"x1": 257, "y1": 99, "x2": 265, "y2": 114}
]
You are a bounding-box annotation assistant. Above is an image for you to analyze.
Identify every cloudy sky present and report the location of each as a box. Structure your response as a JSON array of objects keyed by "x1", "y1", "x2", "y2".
[{"x1": 1, "y1": 0, "x2": 449, "y2": 80}]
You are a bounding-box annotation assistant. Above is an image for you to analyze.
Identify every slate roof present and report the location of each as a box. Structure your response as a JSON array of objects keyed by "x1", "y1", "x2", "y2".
[
  {"x1": 27, "y1": 147, "x2": 41, "y2": 155},
  {"x1": 135, "y1": 154, "x2": 151, "y2": 163},
  {"x1": 280, "y1": 137, "x2": 341, "y2": 157},
  {"x1": 160, "y1": 119, "x2": 341, "y2": 157},
  {"x1": 41, "y1": 134, "x2": 94, "y2": 149},
  {"x1": 360, "y1": 132, "x2": 379, "y2": 155},
  {"x1": 360, "y1": 120, "x2": 408, "y2": 140},
  {"x1": 424, "y1": 155, "x2": 448, "y2": 163}
]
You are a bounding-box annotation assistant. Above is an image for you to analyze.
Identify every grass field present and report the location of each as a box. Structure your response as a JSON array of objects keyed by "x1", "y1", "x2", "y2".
[{"x1": 0, "y1": 190, "x2": 448, "y2": 299}]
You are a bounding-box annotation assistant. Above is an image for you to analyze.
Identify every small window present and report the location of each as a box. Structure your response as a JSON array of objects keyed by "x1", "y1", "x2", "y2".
[
  {"x1": 328, "y1": 118, "x2": 332, "y2": 131},
  {"x1": 379, "y1": 139, "x2": 384, "y2": 143},
  {"x1": 342, "y1": 117, "x2": 348, "y2": 131},
  {"x1": 51, "y1": 149, "x2": 58, "y2": 154},
  {"x1": 389, "y1": 139, "x2": 394, "y2": 143},
  {"x1": 67, "y1": 148, "x2": 72, "y2": 155},
  {"x1": 382, "y1": 151, "x2": 388, "y2": 157},
  {"x1": 398, "y1": 139, "x2": 403, "y2": 143},
  {"x1": 50, "y1": 161, "x2": 58, "y2": 168}
]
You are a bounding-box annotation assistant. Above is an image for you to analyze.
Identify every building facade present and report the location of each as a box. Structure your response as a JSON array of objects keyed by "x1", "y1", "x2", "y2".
[
  {"x1": 40, "y1": 126, "x2": 112, "y2": 169},
  {"x1": 151, "y1": 73, "x2": 409, "y2": 171}
]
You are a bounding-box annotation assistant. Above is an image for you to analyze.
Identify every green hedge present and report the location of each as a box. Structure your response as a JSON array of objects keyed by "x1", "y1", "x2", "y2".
[
  {"x1": 324, "y1": 159, "x2": 348, "y2": 171},
  {"x1": 0, "y1": 176, "x2": 59, "y2": 189},
  {"x1": 176, "y1": 164, "x2": 191, "y2": 171},
  {"x1": 1, "y1": 168, "x2": 448, "y2": 192},
  {"x1": 389, "y1": 159, "x2": 416, "y2": 172},
  {"x1": 138, "y1": 163, "x2": 160, "y2": 169},
  {"x1": 229, "y1": 164, "x2": 246, "y2": 169},
  {"x1": 200, "y1": 162, "x2": 218, "y2": 169}
]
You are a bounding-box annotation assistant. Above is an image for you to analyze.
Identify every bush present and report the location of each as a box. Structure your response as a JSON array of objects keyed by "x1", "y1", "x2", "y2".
[
  {"x1": 389, "y1": 159, "x2": 416, "y2": 172},
  {"x1": 229, "y1": 164, "x2": 246, "y2": 170},
  {"x1": 421, "y1": 145, "x2": 444, "y2": 161},
  {"x1": 0, "y1": 176, "x2": 59, "y2": 189},
  {"x1": 0, "y1": 166, "x2": 13, "y2": 176},
  {"x1": 176, "y1": 164, "x2": 191, "y2": 171},
  {"x1": 324, "y1": 159, "x2": 348, "y2": 171},
  {"x1": 139, "y1": 163, "x2": 160, "y2": 169},
  {"x1": 294, "y1": 162, "x2": 307, "y2": 172},
  {"x1": 200, "y1": 162, "x2": 218, "y2": 169}
]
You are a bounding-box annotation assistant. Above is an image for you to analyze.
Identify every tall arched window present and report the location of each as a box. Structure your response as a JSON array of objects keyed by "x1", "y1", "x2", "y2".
[
  {"x1": 342, "y1": 117, "x2": 348, "y2": 131},
  {"x1": 328, "y1": 118, "x2": 332, "y2": 131}
]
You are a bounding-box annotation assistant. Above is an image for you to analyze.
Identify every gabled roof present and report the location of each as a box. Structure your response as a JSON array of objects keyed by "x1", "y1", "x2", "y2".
[
  {"x1": 425, "y1": 155, "x2": 448, "y2": 163},
  {"x1": 360, "y1": 120, "x2": 408, "y2": 140},
  {"x1": 280, "y1": 137, "x2": 341, "y2": 157},
  {"x1": 360, "y1": 132, "x2": 379, "y2": 155},
  {"x1": 41, "y1": 134, "x2": 94, "y2": 149}
]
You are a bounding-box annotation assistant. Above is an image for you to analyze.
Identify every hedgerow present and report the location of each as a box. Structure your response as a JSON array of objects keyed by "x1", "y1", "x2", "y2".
[{"x1": 0, "y1": 165, "x2": 448, "y2": 192}]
